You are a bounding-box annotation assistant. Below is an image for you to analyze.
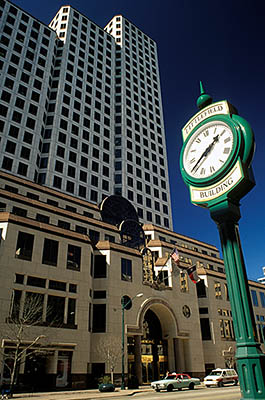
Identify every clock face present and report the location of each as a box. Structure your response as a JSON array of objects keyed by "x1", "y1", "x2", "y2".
[{"x1": 183, "y1": 121, "x2": 234, "y2": 179}]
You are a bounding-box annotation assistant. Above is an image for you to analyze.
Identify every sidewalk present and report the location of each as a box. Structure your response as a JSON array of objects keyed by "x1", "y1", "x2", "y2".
[{"x1": 12, "y1": 386, "x2": 153, "y2": 400}]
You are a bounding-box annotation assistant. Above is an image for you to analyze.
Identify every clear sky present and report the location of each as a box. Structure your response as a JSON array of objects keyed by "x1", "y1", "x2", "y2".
[{"x1": 12, "y1": 0, "x2": 265, "y2": 281}]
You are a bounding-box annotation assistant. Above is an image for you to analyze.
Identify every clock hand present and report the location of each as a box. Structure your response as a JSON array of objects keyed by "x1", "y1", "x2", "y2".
[{"x1": 191, "y1": 135, "x2": 219, "y2": 173}]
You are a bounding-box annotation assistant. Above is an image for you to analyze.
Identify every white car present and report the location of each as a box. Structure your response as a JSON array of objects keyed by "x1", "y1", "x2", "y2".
[
  {"x1": 151, "y1": 373, "x2": 200, "y2": 392},
  {"x1": 204, "y1": 368, "x2": 238, "y2": 387}
]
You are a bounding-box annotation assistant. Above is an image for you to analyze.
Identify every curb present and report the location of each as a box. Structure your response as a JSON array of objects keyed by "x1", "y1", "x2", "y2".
[{"x1": 12, "y1": 387, "x2": 153, "y2": 399}]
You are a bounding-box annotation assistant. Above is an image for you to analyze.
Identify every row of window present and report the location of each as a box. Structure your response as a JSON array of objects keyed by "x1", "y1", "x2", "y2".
[
  {"x1": 1, "y1": 1, "x2": 51, "y2": 38},
  {"x1": 16, "y1": 231, "x2": 81, "y2": 270},
  {"x1": 11, "y1": 289, "x2": 76, "y2": 328},
  {"x1": 2, "y1": 183, "x2": 96, "y2": 217},
  {"x1": 14, "y1": 231, "x2": 139, "y2": 283},
  {"x1": 15, "y1": 273, "x2": 77, "y2": 293}
]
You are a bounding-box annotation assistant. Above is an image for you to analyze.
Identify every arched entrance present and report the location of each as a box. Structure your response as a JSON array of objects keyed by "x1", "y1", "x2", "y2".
[
  {"x1": 127, "y1": 299, "x2": 179, "y2": 385},
  {"x1": 141, "y1": 309, "x2": 168, "y2": 383}
]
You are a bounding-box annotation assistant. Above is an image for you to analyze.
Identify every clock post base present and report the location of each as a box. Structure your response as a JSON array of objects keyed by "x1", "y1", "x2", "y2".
[{"x1": 210, "y1": 200, "x2": 265, "y2": 399}]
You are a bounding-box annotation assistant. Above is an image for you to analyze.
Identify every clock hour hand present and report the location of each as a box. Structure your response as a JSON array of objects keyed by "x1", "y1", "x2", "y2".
[{"x1": 191, "y1": 135, "x2": 219, "y2": 173}]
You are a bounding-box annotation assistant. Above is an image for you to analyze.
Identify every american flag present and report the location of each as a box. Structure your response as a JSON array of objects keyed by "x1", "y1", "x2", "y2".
[{"x1": 171, "y1": 248, "x2": 179, "y2": 264}]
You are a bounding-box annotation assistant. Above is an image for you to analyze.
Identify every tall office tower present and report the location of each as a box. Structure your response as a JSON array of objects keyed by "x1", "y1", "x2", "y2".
[
  {"x1": 0, "y1": 0, "x2": 173, "y2": 229},
  {"x1": 104, "y1": 16, "x2": 172, "y2": 230}
]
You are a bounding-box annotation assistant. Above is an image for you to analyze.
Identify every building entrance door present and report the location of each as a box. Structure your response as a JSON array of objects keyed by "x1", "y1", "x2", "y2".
[{"x1": 141, "y1": 310, "x2": 168, "y2": 383}]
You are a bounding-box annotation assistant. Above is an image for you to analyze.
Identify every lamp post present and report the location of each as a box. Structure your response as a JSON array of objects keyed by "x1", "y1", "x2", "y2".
[{"x1": 121, "y1": 293, "x2": 143, "y2": 390}]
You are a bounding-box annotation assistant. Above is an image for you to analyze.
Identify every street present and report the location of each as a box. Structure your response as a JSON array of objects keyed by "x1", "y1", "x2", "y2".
[{"x1": 102, "y1": 387, "x2": 241, "y2": 400}]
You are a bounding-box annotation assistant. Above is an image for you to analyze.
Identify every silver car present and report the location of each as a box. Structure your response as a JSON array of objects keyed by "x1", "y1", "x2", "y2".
[{"x1": 151, "y1": 373, "x2": 200, "y2": 392}]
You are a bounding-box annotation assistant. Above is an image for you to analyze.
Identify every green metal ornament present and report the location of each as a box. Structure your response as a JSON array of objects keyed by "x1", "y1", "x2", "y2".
[{"x1": 180, "y1": 84, "x2": 265, "y2": 399}]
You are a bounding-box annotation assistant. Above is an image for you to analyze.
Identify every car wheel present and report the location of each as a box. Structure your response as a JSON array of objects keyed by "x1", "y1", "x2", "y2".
[
  {"x1": 167, "y1": 384, "x2": 173, "y2": 392},
  {"x1": 218, "y1": 381, "x2": 224, "y2": 387},
  {"x1": 234, "y1": 380, "x2": 238, "y2": 386},
  {"x1": 189, "y1": 383, "x2": 195, "y2": 390},
  {"x1": 155, "y1": 389, "x2": 160, "y2": 392},
  {"x1": 178, "y1": 388, "x2": 182, "y2": 391}
]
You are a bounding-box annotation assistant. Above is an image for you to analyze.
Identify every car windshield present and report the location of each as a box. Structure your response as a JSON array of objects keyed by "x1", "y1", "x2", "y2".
[{"x1": 209, "y1": 370, "x2": 222, "y2": 376}]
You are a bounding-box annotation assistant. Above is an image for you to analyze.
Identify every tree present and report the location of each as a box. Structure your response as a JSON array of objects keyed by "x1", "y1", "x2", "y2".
[
  {"x1": 96, "y1": 337, "x2": 121, "y2": 384},
  {"x1": 0, "y1": 292, "x2": 52, "y2": 396}
]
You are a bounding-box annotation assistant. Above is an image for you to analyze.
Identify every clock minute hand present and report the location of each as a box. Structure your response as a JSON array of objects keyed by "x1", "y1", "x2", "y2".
[{"x1": 191, "y1": 135, "x2": 219, "y2": 173}]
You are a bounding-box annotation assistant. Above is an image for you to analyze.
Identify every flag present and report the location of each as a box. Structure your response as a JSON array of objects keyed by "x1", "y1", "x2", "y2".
[
  {"x1": 187, "y1": 265, "x2": 200, "y2": 284},
  {"x1": 171, "y1": 248, "x2": 179, "y2": 264}
]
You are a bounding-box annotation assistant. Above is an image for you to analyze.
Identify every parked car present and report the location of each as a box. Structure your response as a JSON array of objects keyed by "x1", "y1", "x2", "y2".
[
  {"x1": 151, "y1": 373, "x2": 200, "y2": 392},
  {"x1": 204, "y1": 368, "x2": 238, "y2": 387},
  {"x1": 98, "y1": 383, "x2": 115, "y2": 392}
]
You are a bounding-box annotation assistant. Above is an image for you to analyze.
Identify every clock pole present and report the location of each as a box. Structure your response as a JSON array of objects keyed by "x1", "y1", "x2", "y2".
[
  {"x1": 180, "y1": 84, "x2": 265, "y2": 399},
  {"x1": 210, "y1": 200, "x2": 265, "y2": 399}
]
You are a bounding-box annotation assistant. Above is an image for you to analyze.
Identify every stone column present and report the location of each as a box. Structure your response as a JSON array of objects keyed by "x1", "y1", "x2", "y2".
[
  {"x1": 174, "y1": 338, "x2": 186, "y2": 372},
  {"x1": 167, "y1": 338, "x2": 175, "y2": 372},
  {"x1": 134, "y1": 335, "x2": 142, "y2": 385}
]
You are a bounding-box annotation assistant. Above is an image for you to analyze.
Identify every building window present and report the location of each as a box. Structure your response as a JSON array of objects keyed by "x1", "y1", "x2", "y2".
[
  {"x1": 53, "y1": 176, "x2": 62, "y2": 189},
  {"x1": 94, "y1": 255, "x2": 107, "y2": 278},
  {"x1": 92, "y1": 304, "x2": 106, "y2": 332},
  {"x1": 27, "y1": 276, "x2": 46, "y2": 288},
  {"x1": 2, "y1": 156, "x2": 13, "y2": 171},
  {"x1": 158, "y1": 270, "x2": 169, "y2": 286},
  {"x1": 260, "y1": 292, "x2": 265, "y2": 308},
  {"x1": 58, "y1": 220, "x2": 70, "y2": 230},
  {"x1": 121, "y1": 258, "x2": 132, "y2": 282},
  {"x1": 200, "y1": 318, "x2": 212, "y2": 340},
  {"x1": 67, "y1": 244, "x2": 81, "y2": 271},
  {"x1": 12, "y1": 206, "x2": 27, "y2": 217},
  {"x1": 47, "y1": 295, "x2": 65, "y2": 325},
  {"x1": 67, "y1": 298, "x2": 76, "y2": 326},
  {"x1": 214, "y1": 281, "x2": 222, "y2": 299},
  {"x1": 104, "y1": 234, "x2": 115, "y2": 243},
  {"x1": 251, "y1": 290, "x2": 258, "y2": 307},
  {"x1": 17, "y1": 162, "x2": 28, "y2": 176},
  {"x1": 76, "y1": 225, "x2": 87, "y2": 234},
  {"x1": 15, "y1": 231, "x2": 34, "y2": 261},
  {"x1": 195, "y1": 279, "x2": 206, "y2": 298},
  {"x1": 90, "y1": 190, "x2": 98, "y2": 202},
  {"x1": 42, "y1": 238, "x2": 58, "y2": 267},
  {"x1": 36, "y1": 214, "x2": 49, "y2": 224},
  {"x1": 93, "y1": 290, "x2": 107, "y2": 299},
  {"x1": 199, "y1": 307, "x2": 208, "y2": 314}
]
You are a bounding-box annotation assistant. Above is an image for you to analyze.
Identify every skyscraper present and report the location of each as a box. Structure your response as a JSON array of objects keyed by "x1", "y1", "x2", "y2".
[{"x1": 0, "y1": 0, "x2": 172, "y2": 230}]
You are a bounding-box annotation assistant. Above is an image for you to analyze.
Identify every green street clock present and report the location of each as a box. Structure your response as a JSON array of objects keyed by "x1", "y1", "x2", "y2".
[
  {"x1": 180, "y1": 83, "x2": 255, "y2": 208},
  {"x1": 180, "y1": 84, "x2": 265, "y2": 400},
  {"x1": 183, "y1": 119, "x2": 235, "y2": 179}
]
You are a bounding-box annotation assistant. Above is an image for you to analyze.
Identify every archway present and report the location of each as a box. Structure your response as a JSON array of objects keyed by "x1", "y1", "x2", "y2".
[{"x1": 127, "y1": 298, "x2": 179, "y2": 385}]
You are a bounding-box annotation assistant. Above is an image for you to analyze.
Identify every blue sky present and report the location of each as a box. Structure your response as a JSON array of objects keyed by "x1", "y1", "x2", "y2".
[{"x1": 13, "y1": 0, "x2": 265, "y2": 281}]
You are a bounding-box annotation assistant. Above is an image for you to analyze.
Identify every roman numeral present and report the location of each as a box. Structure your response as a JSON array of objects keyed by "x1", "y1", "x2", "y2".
[
  {"x1": 223, "y1": 147, "x2": 230, "y2": 154},
  {"x1": 200, "y1": 168, "x2": 205, "y2": 175},
  {"x1": 203, "y1": 130, "x2": 209, "y2": 137},
  {"x1": 195, "y1": 138, "x2": 201, "y2": 143},
  {"x1": 220, "y1": 129, "x2": 226, "y2": 136},
  {"x1": 224, "y1": 137, "x2": 231, "y2": 143},
  {"x1": 219, "y1": 159, "x2": 224, "y2": 163},
  {"x1": 210, "y1": 166, "x2": 215, "y2": 173},
  {"x1": 190, "y1": 157, "x2": 196, "y2": 164}
]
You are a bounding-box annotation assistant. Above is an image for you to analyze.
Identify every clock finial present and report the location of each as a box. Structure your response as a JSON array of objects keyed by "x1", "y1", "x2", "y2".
[{"x1": 197, "y1": 81, "x2": 212, "y2": 110}]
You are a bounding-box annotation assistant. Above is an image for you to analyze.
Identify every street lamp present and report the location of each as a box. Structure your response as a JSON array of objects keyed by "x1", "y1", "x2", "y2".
[{"x1": 121, "y1": 293, "x2": 143, "y2": 390}]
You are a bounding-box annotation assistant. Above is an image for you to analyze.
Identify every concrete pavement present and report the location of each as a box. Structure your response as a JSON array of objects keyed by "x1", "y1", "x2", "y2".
[{"x1": 12, "y1": 386, "x2": 153, "y2": 400}]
